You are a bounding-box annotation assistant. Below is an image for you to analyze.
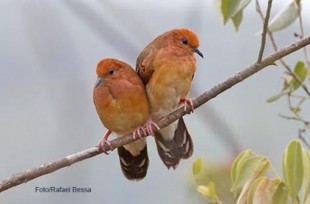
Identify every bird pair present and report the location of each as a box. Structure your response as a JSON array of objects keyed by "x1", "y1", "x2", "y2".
[{"x1": 93, "y1": 28, "x2": 203, "y2": 180}]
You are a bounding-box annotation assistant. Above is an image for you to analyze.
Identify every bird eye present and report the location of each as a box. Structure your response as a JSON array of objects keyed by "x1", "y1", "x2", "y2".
[
  {"x1": 182, "y1": 38, "x2": 188, "y2": 45},
  {"x1": 108, "y1": 68, "x2": 114, "y2": 75}
]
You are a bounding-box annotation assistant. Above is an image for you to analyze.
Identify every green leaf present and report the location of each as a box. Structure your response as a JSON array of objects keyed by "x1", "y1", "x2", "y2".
[
  {"x1": 283, "y1": 139, "x2": 304, "y2": 199},
  {"x1": 290, "y1": 106, "x2": 301, "y2": 113},
  {"x1": 266, "y1": 92, "x2": 285, "y2": 103},
  {"x1": 230, "y1": 0, "x2": 252, "y2": 17},
  {"x1": 231, "y1": 155, "x2": 270, "y2": 194},
  {"x1": 268, "y1": 1, "x2": 299, "y2": 32},
  {"x1": 197, "y1": 182, "x2": 221, "y2": 203},
  {"x1": 290, "y1": 61, "x2": 308, "y2": 91},
  {"x1": 193, "y1": 157, "x2": 204, "y2": 180},
  {"x1": 215, "y1": 0, "x2": 251, "y2": 31},
  {"x1": 247, "y1": 177, "x2": 281, "y2": 204},
  {"x1": 232, "y1": 9, "x2": 243, "y2": 31},
  {"x1": 246, "y1": 176, "x2": 265, "y2": 204},
  {"x1": 231, "y1": 0, "x2": 251, "y2": 31},
  {"x1": 272, "y1": 182, "x2": 289, "y2": 204},
  {"x1": 220, "y1": 0, "x2": 240, "y2": 24},
  {"x1": 218, "y1": 0, "x2": 251, "y2": 24},
  {"x1": 231, "y1": 150, "x2": 254, "y2": 185},
  {"x1": 305, "y1": 196, "x2": 310, "y2": 204},
  {"x1": 302, "y1": 149, "x2": 310, "y2": 203}
]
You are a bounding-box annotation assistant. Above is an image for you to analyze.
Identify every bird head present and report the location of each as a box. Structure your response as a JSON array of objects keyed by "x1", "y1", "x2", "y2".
[
  {"x1": 173, "y1": 28, "x2": 203, "y2": 58},
  {"x1": 95, "y1": 58, "x2": 127, "y2": 87}
]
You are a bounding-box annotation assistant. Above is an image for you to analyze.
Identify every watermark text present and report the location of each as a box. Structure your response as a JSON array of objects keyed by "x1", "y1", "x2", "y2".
[{"x1": 35, "y1": 186, "x2": 91, "y2": 193}]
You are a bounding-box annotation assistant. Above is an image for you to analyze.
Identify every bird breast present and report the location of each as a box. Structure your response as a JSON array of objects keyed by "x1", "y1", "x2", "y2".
[
  {"x1": 146, "y1": 53, "x2": 196, "y2": 118},
  {"x1": 93, "y1": 80, "x2": 149, "y2": 136}
]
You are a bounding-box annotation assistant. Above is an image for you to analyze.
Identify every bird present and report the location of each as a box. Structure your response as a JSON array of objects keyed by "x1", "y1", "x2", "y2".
[
  {"x1": 93, "y1": 58, "x2": 157, "y2": 180},
  {"x1": 136, "y1": 28, "x2": 203, "y2": 169}
]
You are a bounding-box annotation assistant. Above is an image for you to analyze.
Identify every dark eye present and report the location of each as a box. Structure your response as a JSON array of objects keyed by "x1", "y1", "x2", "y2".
[
  {"x1": 182, "y1": 38, "x2": 188, "y2": 45},
  {"x1": 109, "y1": 68, "x2": 114, "y2": 75}
]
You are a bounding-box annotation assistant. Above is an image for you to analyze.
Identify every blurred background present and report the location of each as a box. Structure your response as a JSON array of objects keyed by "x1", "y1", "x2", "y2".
[{"x1": 1, "y1": 0, "x2": 309, "y2": 203}]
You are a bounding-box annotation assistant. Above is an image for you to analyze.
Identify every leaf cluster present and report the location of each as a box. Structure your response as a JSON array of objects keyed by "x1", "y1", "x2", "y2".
[
  {"x1": 217, "y1": 0, "x2": 300, "y2": 31},
  {"x1": 193, "y1": 140, "x2": 310, "y2": 204}
]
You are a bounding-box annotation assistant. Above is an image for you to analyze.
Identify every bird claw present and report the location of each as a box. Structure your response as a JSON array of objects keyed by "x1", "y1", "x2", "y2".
[
  {"x1": 133, "y1": 126, "x2": 145, "y2": 141},
  {"x1": 98, "y1": 140, "x2": 112, "y2": 155},
  {"x1": 145, "y1": 118, "x2": 160, "y2": 135},
  {"x1": 132, "y1": 118, "x2": 160, "y2": 141},
  {"x1": 98, "y1": 130, "x2": 112, "y2": 154},
  {"x1": 181, "y1": 97, "x2": 194, "y2": 113}
]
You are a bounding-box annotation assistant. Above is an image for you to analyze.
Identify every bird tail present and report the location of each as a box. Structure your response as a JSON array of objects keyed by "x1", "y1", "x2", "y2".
[
  {"x1": 117, "y1": 144, "x2": 149, "y2": 180},
  {"x1": 154, "y1": 117, "x2": 193, "y2": 169}
]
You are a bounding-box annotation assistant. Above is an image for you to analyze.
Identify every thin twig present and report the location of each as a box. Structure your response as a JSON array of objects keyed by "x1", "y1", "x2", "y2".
[
  {"x1": 1, "y1": 35, "x2": 310, "y2": 193},
  {"x1": 279, "y1": 114, "x2": 309, "y2": 125},
  {"x1": 287, "y1": 92, "x2": 301, "y2": 119},
  {"x1": 286, "y1": 67, "x2": 310, "y2": 97},
  {"x1": 255, "y1": 0, "x2": 292, "y2": 70},
  {"x1": 255, "y1": 0, "x2": 310, "y2": 97},
  {"x1": 298, "y1": 129, "x2": 310, "y2": 149},
  {"x1": 289, "y1": 93, "x2": 310, "y2": 100},
  {"x1": 279, "y1": 114, "x2": 310, "y2": 149},
  {"x1": 257, "y1": 0, "x2": 273, "y2": 63}
]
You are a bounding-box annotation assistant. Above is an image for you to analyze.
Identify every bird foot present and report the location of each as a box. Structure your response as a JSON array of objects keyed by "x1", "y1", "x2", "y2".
[
  {"x1": 132, "y1": 118, "x2": 160, "y2": 140},
  {"x1": 181, "y1": 97, "x2": 194, "y2": 113},
  {"x1": 98, "y1": 130, "x2": 112, "y2": 154},
  {"x1": 144, "y1": 117, "x2": 160, "y2": 135},
  {"x1": 133, "y1": 126, "x2": 145, "y2": 141}
]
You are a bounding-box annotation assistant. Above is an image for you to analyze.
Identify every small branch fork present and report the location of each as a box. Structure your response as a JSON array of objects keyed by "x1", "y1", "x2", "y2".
[{"x1": 255, "y1": 0, "x2": 310, "y2": 97}]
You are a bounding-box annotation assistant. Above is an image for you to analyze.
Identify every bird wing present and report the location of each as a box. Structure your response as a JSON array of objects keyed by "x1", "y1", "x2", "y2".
[{"x1": 136, "y1": 46, "x2": 155, "y2": 85}]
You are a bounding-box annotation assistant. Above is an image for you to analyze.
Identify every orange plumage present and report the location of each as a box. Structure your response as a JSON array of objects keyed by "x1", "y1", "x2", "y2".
[
  {"x1": 93, "y1": 58, "x2": 151, "y2": 180},
  {"x1": 136, "y1": 28, "x2": 203, "y2": 169}
]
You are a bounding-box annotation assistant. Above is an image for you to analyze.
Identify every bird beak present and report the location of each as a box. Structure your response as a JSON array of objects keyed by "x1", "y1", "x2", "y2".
[
  {"x1": 95, "y1": 77, "x2": 105, "y2": 87},
  {"x1": 193, "y1": 48, "x2": 203, "y2": 58}
]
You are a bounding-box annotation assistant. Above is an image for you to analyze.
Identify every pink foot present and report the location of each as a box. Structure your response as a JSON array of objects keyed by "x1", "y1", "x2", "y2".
[
  {"x1": 181, "y1": 97, "x2": 195, "y2": 113},
  {"x1": 144, "y1": 117, "x2": 160, "y2": 135},
  {"x1": 133, "y1": 126, "x2": 145, "y2": 140},
  {"x1": 132, "y1": 118, "x2": 160, "y2": 140},
  {"x1": 98, "y1": 130, "x2": 112, "y2": 154}
]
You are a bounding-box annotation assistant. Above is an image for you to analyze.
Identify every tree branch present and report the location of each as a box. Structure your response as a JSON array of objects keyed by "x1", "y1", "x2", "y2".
[
  {"x1": 256, "y1": 0, "x2": 273, "y2": 63},
  {"x1": 1, "y1": 35, "x2": 310, "y2": 193},
  {"x1": 256, "y1": 0, "x2": 310, "y2": 97}
]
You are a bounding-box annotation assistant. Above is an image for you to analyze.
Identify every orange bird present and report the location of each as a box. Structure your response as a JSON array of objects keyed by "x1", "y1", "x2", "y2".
[
  {"x1": 93, "y1": 58, "x2": 157, "y2": 180},
  {"x1": 136, "y1": 28, "x2": 203, "y2": 169}
]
